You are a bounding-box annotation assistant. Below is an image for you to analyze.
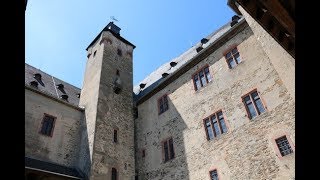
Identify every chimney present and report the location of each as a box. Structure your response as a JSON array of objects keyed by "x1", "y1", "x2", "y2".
[{"x1": 106, "y1": 22, "x2": 121, "y2": 35}]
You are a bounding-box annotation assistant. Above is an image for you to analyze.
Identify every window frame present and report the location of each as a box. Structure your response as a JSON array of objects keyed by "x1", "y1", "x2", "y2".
[
  {"x1": 203, "y1": 110, "x2": 229, "y2": 141},
  {"x1": 158, "y1": 94, "x2": 169, "y2": 115},
  {"x1": 161, "y1": 137, "x2": 175, "y2": 163},
  {"x1": 272, "y1": 133, "x2": 295, "y2": 159},
  {"x1": 208, "y1": 168, "x2": 220, "y2": 180},
  {"x1": 38, "y1": 113, "x2": 56, "y2": 137},
  {"x1": 192, "y1": 64, "x2": 212, "y2": 91},
  {"x1": 241, "y1": 89, "x2": 268, "y2": 120},
  {"x1": 223, "y1": 45, "x2": 242, "y2": 69}
]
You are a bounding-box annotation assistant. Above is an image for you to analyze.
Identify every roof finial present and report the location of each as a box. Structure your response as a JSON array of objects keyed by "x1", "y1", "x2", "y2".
[{"x1": 110, "y1": 16, "x2": 119, "y2": 22}]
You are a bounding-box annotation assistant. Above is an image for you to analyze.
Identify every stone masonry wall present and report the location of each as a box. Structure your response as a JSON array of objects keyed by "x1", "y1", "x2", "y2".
[
  {"x1": 135, "y1": 25, "x2": 295, "y2": 180},
  {"x1": 25, "y1": 89, "x2": 83, "y2": 169},
  {"x1": 83, "y1": 30, "x2": 135, "y2": 180},
  {"x1": 237, "y1": 5, "x2": 295, "y2": 100}
]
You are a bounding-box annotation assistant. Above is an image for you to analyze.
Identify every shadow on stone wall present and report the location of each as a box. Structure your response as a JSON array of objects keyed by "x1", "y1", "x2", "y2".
[
  {"x1": 134, "y1": 97, "x2": 190, "y2": 180},
  {"x1": 77, "y1": 113, "x2": 92, "y2": 179}
]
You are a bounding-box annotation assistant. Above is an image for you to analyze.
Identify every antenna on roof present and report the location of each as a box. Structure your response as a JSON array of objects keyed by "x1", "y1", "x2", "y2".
[{"x1": 110, "y1": 16, "x2": 119, "y2": 22}]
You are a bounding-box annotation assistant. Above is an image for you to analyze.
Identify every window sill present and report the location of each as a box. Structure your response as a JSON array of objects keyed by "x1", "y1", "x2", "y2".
[
  {"x1": 194, "y1": 81, "x2": 213, "y2": 93},
  {"x1": 207, "y1": 131, "x2": 229, "y2": 142}
]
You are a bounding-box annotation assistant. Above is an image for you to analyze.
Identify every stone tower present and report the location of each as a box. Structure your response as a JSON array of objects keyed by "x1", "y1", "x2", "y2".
[{"x1": 79, "y1": 22, "x2": 135, "y2": 180}]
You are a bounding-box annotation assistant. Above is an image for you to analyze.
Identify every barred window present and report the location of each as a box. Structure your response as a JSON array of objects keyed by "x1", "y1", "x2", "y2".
[
  {"x1": 204, "y1": 111, "x2": 228, "y2": 140},
  {"x1": 209, "y1": 169, "x2": 219, "y2": 180},
  {"x1": 276, "y1": 136, "x2": 293, "y2": 156},
  {"x1": 225, "y1": 47, "x2": 241, "y2": 69},
  {"x1": 193, "y1": 66, "x2": 212, "y2": 91},
  {"x1": 242, "y1": 90, "x2": 266, "y2": 119}
]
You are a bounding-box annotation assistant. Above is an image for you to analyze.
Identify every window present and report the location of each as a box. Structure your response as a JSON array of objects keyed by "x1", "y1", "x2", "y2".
[
  {"x1": 162, "y1": 137, "x2": 175, "y2": 162},
  {"x1": 158, "y1": 94, "x2": 169, "y2": 114},
  {"x1": 113, "y1": 129, "x2": 118, "y2": 143},
  {"x1": 142, "y1": 149, "x2": 146, "y2": 158},
  {"x1": 117, "y1": 49, "x2": 122, "y2": 56},
  {"x1": 93, "y1": 50, "x2": 96, "y2": 57},
  {"x1": 225, "y1": 47, "x2": 241, "y2": 69},
  {"x1": 209, "y1": 169, "x2": 219, "y2": 180},
  {"x1": 111, "y1": 168, "x2": 117, "y2": 180},
  {"x1": 40, "y1": 114, "x2": 55, "y2": 136},
  {"x1": 204, "y1": 111, "x2": 228, "y2": 140},
  {"x1": 275, "y1": 136, "x2": 293, "y2": 156},
  {"x1": 193, "y1": 66, "x2": 212, "y2": 91},
  {"x1": 242, "y1": 90, "x2": 266, "y2": 119}
]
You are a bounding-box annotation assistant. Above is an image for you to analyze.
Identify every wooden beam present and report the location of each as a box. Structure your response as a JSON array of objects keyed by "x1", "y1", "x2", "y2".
[{"x1": 258, "y1": 0, "x2": 295, "y2": 38}]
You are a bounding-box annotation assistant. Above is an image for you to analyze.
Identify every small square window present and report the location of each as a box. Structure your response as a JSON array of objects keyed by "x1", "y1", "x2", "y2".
[
  {"x1": 40, "y1": 114, "x2": 56, "y2": 137},
  {"x1": 209, "y1": 169, "x2": 219, "y2": 180},
  {"x1": 275, "y1": 136, "x2": 293, "y2": 156}
]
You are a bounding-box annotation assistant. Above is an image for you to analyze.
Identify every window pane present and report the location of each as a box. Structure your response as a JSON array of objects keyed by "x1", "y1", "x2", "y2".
[
  {"x1": 226, "y1": 52, "x2": 232, "y2": 59},
  {"x1": 211, "y1": 115, "x2": 217, "y2": 122},
  {"x1": 247, "y1": 103, "x2": 257, "y2": 119},
  {"x1": 228, "y1": 58, "x2": 236, "y2": 69},
  {"x1": 219, "y1": 118, "x2": 228, "y2": 134},
  {"x1": 213, "y1": 121, "x2": 220, "y2": 137},
  {"x1": 164, "y1": 141, "x2": 169, "y2": 161},
  {"x1": 41, "y1": 120, "x2": 48, "y2": 134},
  {"x1": 169, "y1": 138, "x2": 175, "y2": 159},
  {"x1": 204, "y1": 67, "x2": 212, "y2": 82},
  {"x1": 254, "y1": 98, "x2": 265, "y2": 114},
  {"x1": 199, "y1": 71, "x2": 207, "y2": 86},
  {"x1": 210, "y1": 170, "x2": 219, "y2": 180},
  {"x1": 194, "y1": 75, "x2": 201, "y2": 90},
  {"x1": 46, "y1": 120, "x2": 53, "y2": 135},
  {"x1": 244, "y1": 96, "x2": 251, "y2": 104},
  {"x1": 234, "y1": 53, "x2": 241, "y2": 64},
  {"x1": 251, "y1": 91, "x2": 259, "y2": 100},
  {"x1": 231, "y1": 48, "x2": 238, "y2": 55},
  {"x1": 160, "y1": 104, "x2": 164, "y2": 113},
  {"x1": 205, "y1": 119, "x2": 214, "y2": 140}
]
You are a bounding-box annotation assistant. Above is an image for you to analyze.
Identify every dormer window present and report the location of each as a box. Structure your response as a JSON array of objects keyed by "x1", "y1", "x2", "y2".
[
  {"x1": 196, "y1": 46, "x2": 203, "y2": 53},
  {"x1": 162, "y1": 73, "x2": 169, "y2": 78},
  {"x1": 30, "y1": 81, "x2": 38, "y2": 88},
  {"x1": 60, "y1": 94, "x2": 68, "y2": 101},
  {"x1": 139, "y1": 83, "x2": 146, "y2": 89},
  {"x1": 56, "y1": 84, "x2": 64, "y2": 89},
  {"x1": 170, "y1": 62, "x2": 177, "y2": 67},
  {"x1": 201, "y1": 38, "x2": 208, "y2": 44},
  {"x1": 34, "y1": 73, "x2": 42, "y2": 81}
]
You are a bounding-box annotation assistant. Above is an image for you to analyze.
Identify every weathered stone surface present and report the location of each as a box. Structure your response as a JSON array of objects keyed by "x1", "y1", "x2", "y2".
[{"x1": 135, "y1": 25, "x2": 294, "y2": 179}]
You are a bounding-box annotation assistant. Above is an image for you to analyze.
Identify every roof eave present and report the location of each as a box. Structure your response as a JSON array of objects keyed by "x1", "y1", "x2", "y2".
[{"x1": 135, "y1": 19, "x2": 248, "y2": 105}]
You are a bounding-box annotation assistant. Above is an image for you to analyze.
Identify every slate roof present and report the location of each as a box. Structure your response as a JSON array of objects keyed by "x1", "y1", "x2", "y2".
[
  {"x1": 25, "y1": 157, "x2": 84, "y2": 179},
  {"x1": 133, "y1": 17, "x2": 244, "y2": 101},
  {"x1": 25, "y1": 63, "x2": 81, "y2": 107}
]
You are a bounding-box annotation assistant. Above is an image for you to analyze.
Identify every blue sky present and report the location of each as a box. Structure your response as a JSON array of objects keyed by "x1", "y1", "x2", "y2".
[{"x1": 26, "y1": 0, "x2": 235, "y2": 88}]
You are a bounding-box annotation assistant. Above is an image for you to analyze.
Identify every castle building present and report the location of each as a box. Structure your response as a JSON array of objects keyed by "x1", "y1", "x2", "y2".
[{"x1": 25, "y1": 1, "x2": 294, "y2": 180}]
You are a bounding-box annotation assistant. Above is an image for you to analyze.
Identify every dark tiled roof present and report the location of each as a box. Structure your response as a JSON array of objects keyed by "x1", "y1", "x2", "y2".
[
  {"x1": 133, "y1": 17, "x2": 245, "y2": 102},
  {"x1": 25, "y1": 63, "x2": 81, "y2": 107},
  {"x1": 25, "y1": 157, "x2": 84, "y2": 179}
]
